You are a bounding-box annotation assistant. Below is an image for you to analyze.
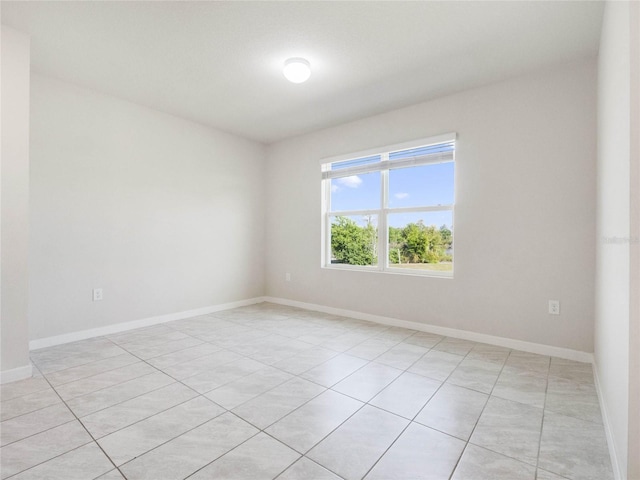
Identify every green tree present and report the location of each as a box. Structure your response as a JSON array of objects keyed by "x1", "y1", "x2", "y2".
[
  {"x1": 388, "y1": 226, "x2": 403, "y2": 264},
  {"x1": 439, "y1": 224, "x2": 452, "y2": 249},
  {"x1": 389, "y1": 221, "x2": 451, "y2": 265},
  {"x1": 331, "y1": 216, "x2": 377, "y2": 266}
]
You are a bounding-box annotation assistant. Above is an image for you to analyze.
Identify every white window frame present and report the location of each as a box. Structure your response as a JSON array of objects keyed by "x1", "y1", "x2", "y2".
[{"x1": 321, "y1": 133, "x2": 456, "y2": 278}]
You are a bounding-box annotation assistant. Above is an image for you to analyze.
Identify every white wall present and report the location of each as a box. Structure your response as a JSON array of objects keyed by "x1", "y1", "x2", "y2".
[
  {"x1": 627, "y1": 3, "x2": 640, "y2": 477},
  {"x1": 595, "y1": 2, "x2": 640, "y2": 478},
  {"x1": 595, "y1": 2, "x2": 632, "y2": 477},
  {"x1": 265, "y1": 59, "x2": 597, "y2": 353},
  {"x1": 1, "y1": 26, "x2": 32, "y2": 382},
  {"x1": 29, "y1": 75, "x2": 265, "y2": 341}
]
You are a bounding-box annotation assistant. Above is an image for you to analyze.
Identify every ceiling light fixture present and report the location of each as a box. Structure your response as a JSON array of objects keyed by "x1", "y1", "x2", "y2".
[{"x1": 283, "y1": 57, "x2": 311, "y2": 83}]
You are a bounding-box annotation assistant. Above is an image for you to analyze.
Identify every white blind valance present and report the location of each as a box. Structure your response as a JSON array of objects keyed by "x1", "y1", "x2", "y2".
[
  {"x1": 321, "y1": 150, "x2": 454, "y2": 180},
  {"x1": 321, "y1": 133, "x2": 456, "y2": 180}
]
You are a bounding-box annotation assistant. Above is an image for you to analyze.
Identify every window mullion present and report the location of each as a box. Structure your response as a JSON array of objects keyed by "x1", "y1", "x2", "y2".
[{"x1": 380, "y1": 154, "x2": 389, "y2": 271}]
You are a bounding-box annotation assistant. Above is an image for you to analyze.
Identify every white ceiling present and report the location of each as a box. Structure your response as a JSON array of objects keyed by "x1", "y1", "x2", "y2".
[{"x1": 2, "y1": 1, "x2": 604, "y2": 144}]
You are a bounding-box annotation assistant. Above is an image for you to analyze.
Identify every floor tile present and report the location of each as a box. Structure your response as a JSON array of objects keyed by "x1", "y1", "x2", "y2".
[
  {"x1": 44, "y1": 353, "x2": 139, "y2": 387},
  {"x1": 307, "y1": 405, "x2": 408, "y2": 480},
  {"x1": 205, "y1": 327, "x2": 272, "y2": 347},
  {"x1": 98, "y1": 396, "x2": 224, "y2": 465},
  {"x1": 33, "y1": 343, "x2": 127, "y2": 375},
  {"x1": 9, "y1": 443, "x2": 113, "y2": 480},
  {"x1": 266, "y1": 390, "x2": 363, "y2": 453},
  {"x1": 536, "y1": 469, "x2": 569, "y2": 479},
  {"x1": 372, "y1": 326, "x2": 415, "y2": 343},
  {"x1": 1, "y1": 403, "x2": 75, "y2": 447},
  {"x1": 189, "y1": 432, "x2": 300, "y2": 479},
  {"x1": 492, "y1": 367, "x2": 548, "y2": 408},
  {"x1": 432, "y1": 337, "x2": 477, "y2": 356},
  {"x1": 277, "y1": 457, "x2": 341, "y2": 480},
  {"x1": 181, "y1": 357, "x2": 267, "y2": 394},
  {"x1": 374, "y1": 343, "x2": 428, "y2": 370},
  {"x1": 321, "y1": 332, "x2": 373, "y2": 352},
  {"x1": 145, "y1": 343, "x2": 221, "y2": 369},
  {"x1": 66, "y1": 372, "x2": 174, "y2": 417},
  {"x1": 119, "y1": 412, "x2": 258, "y2": 480},
  {"x1": 0, "y1": 388, "x2": 61, "y2": 422},
  {"x1": 301, "y1": 354, "x2": 368, "y2": 387},
  {"x1": 30, "y1": 338, "x2": 116, "y2": 364},
  {"x1": 545, "y1": 375, "x2": 602, "y2": 424},
  {"x1": 55, "y1": 362, "x2": 157, "y2": 400},
  {"x1": 346, "y1": 338, "x2": 397, "y2": 360},
  {"x1": 548, "y1": 358, "x2": 594, "y2": 385},
  {"x1": 332, "y1": 362, "x2": 402, "y2": 402},
  {"x1": 451, "y1": 444, "x2": 536, "y2": 480},
  {"x1": 123, "y1": 336, "x2": 203, "y2": 360},
  {"x1": 538, "y1": 411, "x2": 613, "y2": 480},
  {"x1": 233, "y1": 377, "x2": 325, "y2": 429},
  {"x1": 369, "y1": 372, "x2": 441, "y2": 419},
  {"x1": 160, "y1": 349, "x2": 244, "y2": 380},
  {"x1": 1, "y1": 304, "x2": 610, "y2": 480},
  {"x1": 107, "y1": 325, "x2": 177, "y2": 345},
  {"x1": 0, "y1": 420, "x2": 92, "y2": 479},
  {"x1": 365, "y1": 422, "x2": 465, "y2": 480},
  {"x1": 272, "y1": 346, "x2": 339, "y2": 375},
  {"x1": 81, "y1": 382, "x2": 198, "y2": 438},
  {"x1": 95, "y1": 470, "x2": 126, "y2": 479},
  {"x1": 0, "y1": 377, "x2": 51, "y2": 402},
  {"x1": 408, "y1": 350, "x2": 464, "y2": 381},
  {"x1": 114, "y1": 330, "x2": 190, "y2": 350},
  {"x1": 205, "y1": 367, "x2": 293, "y2": 409},
  {"x1": 414, "y1": 383, "x2": 488, "y2": 440},
  {"x1": 470, "y1": 396, "x2": 543, "y2": 465},
  {"x1": 402, "y1": 332, "x2": 443, "y2": 349},
  {"x1": 466, "y1": 344, "x2": 510, "y2": 365},
  {"x1": 446, "y1": 358, "x2": 502, "y2": 394},
  {"x1": 505, "y1": 351, "x2": 550, "y2": 374}
]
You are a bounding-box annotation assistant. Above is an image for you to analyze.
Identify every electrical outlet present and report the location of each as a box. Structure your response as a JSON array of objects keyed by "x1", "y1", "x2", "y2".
[
  {"x1": 285, "y1": 273, "x2": 291, "y2": 282},
  {"x1": 93, "y1": 288, "x2": 103, "y2": 302},
  {"x1": 548, "y1": 300, "x2": 560, "y2": 315}
]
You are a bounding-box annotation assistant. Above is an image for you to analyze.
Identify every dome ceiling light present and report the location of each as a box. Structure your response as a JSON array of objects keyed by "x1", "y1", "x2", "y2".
[{"x1": 283, "y1": 57, "x2": 311, "y2": 83}]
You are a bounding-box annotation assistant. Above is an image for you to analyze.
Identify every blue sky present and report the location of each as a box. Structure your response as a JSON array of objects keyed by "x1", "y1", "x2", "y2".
[{"x1": 330, "y1": 162, "x2": 454, "y2": 228}]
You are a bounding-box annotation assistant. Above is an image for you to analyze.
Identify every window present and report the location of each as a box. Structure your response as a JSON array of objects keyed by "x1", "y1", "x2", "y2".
[{"x1": 321, "y1": 133, "x2": 455, "y2": 277}]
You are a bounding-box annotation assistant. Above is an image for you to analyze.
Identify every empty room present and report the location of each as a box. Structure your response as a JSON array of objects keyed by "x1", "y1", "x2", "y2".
[{"x1": 1, "y1": 1, "x2": 638, "y2": 479}]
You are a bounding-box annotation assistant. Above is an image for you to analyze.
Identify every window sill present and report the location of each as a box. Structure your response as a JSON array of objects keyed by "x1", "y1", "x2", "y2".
[{"x1": 322, "y1": 264, "x2": 454, "y2": 279}]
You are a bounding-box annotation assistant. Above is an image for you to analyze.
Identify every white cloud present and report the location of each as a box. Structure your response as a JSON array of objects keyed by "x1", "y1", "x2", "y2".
[
  {"x1": 395, "y1": 192, "x2": 409, "y2": 199},
  {"x1": 331, "y1": 184, "x2": 339, "y2": 193},
  {"x1": 337, "y1": 175, "x2": 363, "y2": 188}
]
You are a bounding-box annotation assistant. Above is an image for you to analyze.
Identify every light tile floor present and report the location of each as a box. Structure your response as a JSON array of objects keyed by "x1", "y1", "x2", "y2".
[{"x1": 0, "y1": 303, "x2": 613, "y2": 480}]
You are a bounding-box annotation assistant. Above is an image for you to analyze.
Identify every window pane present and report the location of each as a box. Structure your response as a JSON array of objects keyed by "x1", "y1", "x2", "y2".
[
  {"x1": 388, "y1": 162, "x2": 454, "y2": 207},
  {"x1": 387, "y1": 211, "x2": 453, "y2": 272},
  {"x1": 330, "y1": 171, "x2": 381, "y2": 212},
  {"x1": 330, "y1": 215, "x2": 378, "y2": 266}
]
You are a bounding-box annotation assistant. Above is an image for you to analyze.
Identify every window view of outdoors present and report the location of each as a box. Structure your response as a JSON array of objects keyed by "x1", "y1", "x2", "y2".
[
  {"x1": 330, "y1": 215, "x2": 378, "y2": 266},
  {"x1": 325, "y1": 140, "x2": 455, "y2": 274},
  {"x1": 388, "y1": 211, "x2": 453, "y2": 272}
]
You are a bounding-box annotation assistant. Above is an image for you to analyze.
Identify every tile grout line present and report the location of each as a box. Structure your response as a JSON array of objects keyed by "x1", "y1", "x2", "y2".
[
  {"x1": 449, "y1": 345, "x2": 520, "y2": 479},
  {"x1": 535, "y1": 355, "x2": 552, "y2": 472},
  {"x1": 11, "y1": 316, "x2": 447, "y2": 479},
  {"x1": 448, "y1": 348, "x2": 543, "y2": 479},
  {"x1": 14, "y1": 305, "x2": 599, "y2": 480},
  {"x1": 2, "y1": 363, "x2": 127, "y2": 480},
  {"x1": 360, "y1": 338, "x2": 483, "y2": 480}
]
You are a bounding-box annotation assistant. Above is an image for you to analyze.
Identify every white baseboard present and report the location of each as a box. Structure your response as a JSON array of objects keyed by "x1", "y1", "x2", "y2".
[
  {"x1": 29, "y1": 297, "x2": 266, "y2": 351},
  {"x1": 264, "y1": 296, "x2": 594, "y2": 363},
  {"x1": 0, "y1": 364, "x2": 33, "y2": 384},
  {"x1": 593, "y1": 364, "x2": 624, "y2": 480}
]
